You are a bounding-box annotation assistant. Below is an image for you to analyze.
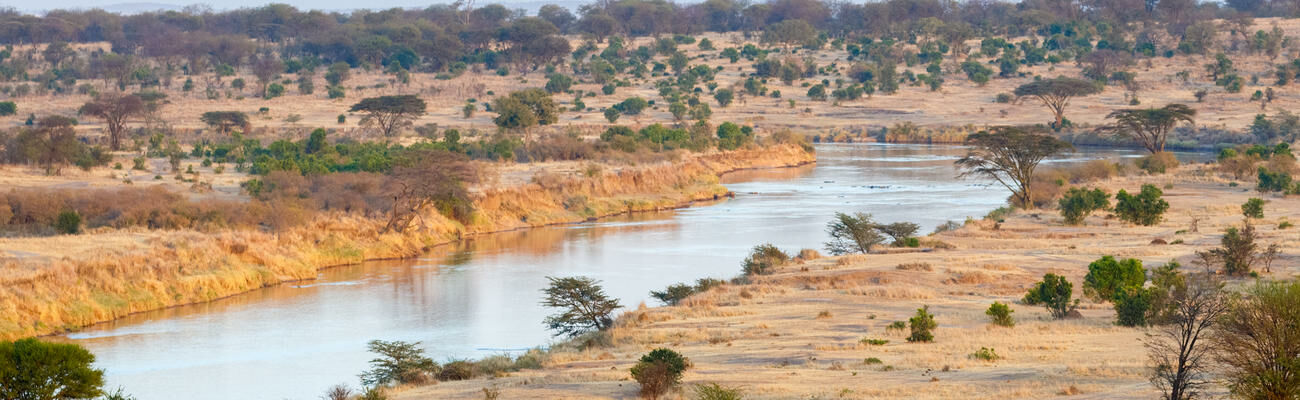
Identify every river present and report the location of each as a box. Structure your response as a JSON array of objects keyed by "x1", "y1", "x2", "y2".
[{"x1": 58, "y1": 143, "x2": 1201, "y2": 400}]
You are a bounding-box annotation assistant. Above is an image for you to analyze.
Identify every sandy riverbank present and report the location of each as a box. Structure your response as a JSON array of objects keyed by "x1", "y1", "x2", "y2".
[{"x1": 393, "y1": 166, "x2": 1295, "y2": 399}]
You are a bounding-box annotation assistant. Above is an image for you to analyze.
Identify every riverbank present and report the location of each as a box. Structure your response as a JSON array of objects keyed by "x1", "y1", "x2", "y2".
[
  {"x1": 0, "y1": 144, "x2": 814, "y2": 340},
  {"x1": 392, "y1": 165, "x2": 1294, "y2": 399}
]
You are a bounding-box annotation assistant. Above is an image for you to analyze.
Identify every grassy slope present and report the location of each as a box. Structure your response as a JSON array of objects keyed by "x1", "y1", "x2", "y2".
[{"x1": 0, "y1": 144, "x2": 814, "y2": 340}]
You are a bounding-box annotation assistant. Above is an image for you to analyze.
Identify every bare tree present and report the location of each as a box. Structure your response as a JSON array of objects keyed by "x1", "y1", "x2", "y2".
[
  {"x1": 383, "y1": 150, "x2": 478, "y2": 232},
  {"x1": 1145, "y1": 273, "x2": 1227, "y2": 400},
  {"x1": 1211, "y1": 281, "x2": 1300, "y2": 399}
]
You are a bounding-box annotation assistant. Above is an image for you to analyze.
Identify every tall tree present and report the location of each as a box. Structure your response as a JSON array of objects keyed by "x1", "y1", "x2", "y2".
[
  {"x1": 955, "y1": 127, "x2": 1072, "y2": 209},
  {"x1": 1097, "y1": 104, "x2": 1196, "y2": 154},
  {"x1": 349, "y1": 95, "x2": 428, "y2": 137},
  {"x1": 1013, "y1": 77, "x2": 1103, "y2": 128},
  {"x1": 1146, "y1": 274, "x2": 1226, "y2": 400},
  {"x1": 78, "y1": 93, "x2": 147, "y2": 151}
]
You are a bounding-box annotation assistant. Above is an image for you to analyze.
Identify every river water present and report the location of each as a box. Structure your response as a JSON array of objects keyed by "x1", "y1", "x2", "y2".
[{"x1": 58, "y1": 143, "x2": 1194, "y2": 400}]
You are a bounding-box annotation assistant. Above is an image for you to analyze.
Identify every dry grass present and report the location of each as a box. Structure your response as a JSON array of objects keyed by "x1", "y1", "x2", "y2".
[{"x1": 395, "y1": 165, "x2": 1291, "y2": 399}]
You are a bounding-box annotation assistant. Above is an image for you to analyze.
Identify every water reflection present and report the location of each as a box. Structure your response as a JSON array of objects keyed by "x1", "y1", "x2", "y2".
[{"x1": 59, "y1": 143, "x2": 1205, "y2": 400}]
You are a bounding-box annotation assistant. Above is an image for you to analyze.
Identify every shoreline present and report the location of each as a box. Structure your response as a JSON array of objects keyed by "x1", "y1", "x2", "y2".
[{"x1": 2, "y1": 144, "x2": 815, "y2": 340}]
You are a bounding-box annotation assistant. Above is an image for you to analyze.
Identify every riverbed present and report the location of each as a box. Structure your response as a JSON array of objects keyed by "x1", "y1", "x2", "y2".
[{"x1": 59, "y1": 143, "x2": 1196, "y2": 400}]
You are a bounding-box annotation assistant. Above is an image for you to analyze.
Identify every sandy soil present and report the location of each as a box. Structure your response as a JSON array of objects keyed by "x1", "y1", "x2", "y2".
[{"x1": 392, "y1": 166, "x2": 1294, "y2": 399}]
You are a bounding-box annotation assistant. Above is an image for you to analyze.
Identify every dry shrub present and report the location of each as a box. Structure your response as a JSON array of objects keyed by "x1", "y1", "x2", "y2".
[
  {"x1": 1267, "y1": 154, "x2": 1297, "y2": 175},
  {"x1": 1218, "y1": 155, "x2": 1259, "y2": 180},
  {"x1": 0, "y1": 186, "x2": 272, "y2": 233},
  {"x1": 897, "y1": 262, "x2": 933, "y2": 271},
  {"x1": 945, "y1": 270, "x2": 995, "y2": 285},
  {"x1": 1026, "y1": 174, "x2": 1067, "y2": 208},
  {"x1": 816, "y1": 310, "x2": 833, "y2": 319},
  {"x1": 524, "y1": 133, "x2": 599, "y2": 162},
  {"x1": 1136, "y1": 152, "x2": 1179, "y2": 174},
  {"x1": 795, "y1": 248, "x2": 822, "y2": 261},
  {"x1": 1070, "y1": 160, "x2": 1119, "y2": 183}
]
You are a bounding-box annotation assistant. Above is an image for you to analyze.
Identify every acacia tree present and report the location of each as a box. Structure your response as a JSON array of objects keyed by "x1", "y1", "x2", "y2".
[
  {"x1": 1013, "y1": 77, "x2": 1103, "y2": 128},
  {"x1": 1145, "y1": 274, "x2": 1226, "y2": 400},
  {"x1": 1097, "y1": 104, "x2": 1197, "y2": 153},
  {"x1": 955, "y1": 127, "x2": 1072, "y2": 209},
  {"x1": 200, "y1": 111, "x2": 251, "y2": 135},
  {"x1": 383, "y1": 149, "x2": 478, "y2": 232},
  {"x1": 350, "y1": 95, "x2": 428, "y2": 137},
  {"x1": 540, "y1": 276, "x2": 622, "y2": 337},
  {"x1": 78, "y1": 93, "x2": 146, "y2": 151}
]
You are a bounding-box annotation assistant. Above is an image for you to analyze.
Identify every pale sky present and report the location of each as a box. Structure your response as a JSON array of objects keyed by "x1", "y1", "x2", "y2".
[{"x1": 4, "y1": 0, "x2": 570, "y2": 14}]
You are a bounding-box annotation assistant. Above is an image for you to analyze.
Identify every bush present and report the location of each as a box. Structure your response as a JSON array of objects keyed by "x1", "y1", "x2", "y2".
[
  {"x1": 437, "y1": 360, "x2": 476, "y2": 381},
  {"x1": 54, "y1": 210, "x2": 81, "y2": 234},
  {"x1": 1058, "y1": 187, "x2": 1109, "y2": 225},
  {"x1": 1112, "y1": 286, "x2": 1152, "y2": 327},
  {"x1": 1115, "y1": 184, "x2": 1169, "y2": 226},
  {"x1": 1242, "y1": 198, "x2": 1265, "y2": 219},
  {"x1": 824, "y1": 212, "x2": 884, "y2": 255},
  {"x1": 1024, "y1": 273, "x2": 1078, "y2": 319},
  {"x1": 1083, "y1": 256, "x2": 1146, "y2": 302},
  {"x1": 692, "y1": 383, "x2": 742, "y2": 400},
  {"x1": 742, "y1": 244, "x2": 789, "y2": 275},
  {"x1": 1137, "y1": 152, "x2": 1179, "y2": 174},
  {"x1": 1256, "y1": 166, "x2": 1294, "y2": 193},
  {"x1": 970, "y1": 347, "x2": 1000, "y2": 361},
  {"x1": 359, "y1": 340, "x2": 439, "y2": 386},
  {"x1": 650, "y1": 278, "x2": 724, "y2": 305},
  {"x1": 986, "y1": 302, "x2": 1015, "y2": 327},
  {"x1": 0, "y1": 101, "x2": 15, "y2": 116},
  {"x1": 906, "y1": 306, "x2": 937, "y2": 343},
  {"x1": 630, "y1": 348, "x2": 689, "y2": 399},
  {"x1": 0, "y1": 338, "x2": 105, "y2": 399},
  {"x1": 861, "y1": 338, "x2": 889, "y2": 345}
]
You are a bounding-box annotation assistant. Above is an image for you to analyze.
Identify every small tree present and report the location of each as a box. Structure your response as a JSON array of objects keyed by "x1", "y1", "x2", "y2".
[
  {"x1": 350, "y1": 95, "x2": 427, "y2": 137},
  {"x1": 78, "y1": 93, "x2": 147, "y2": 151},
  {"x1": 1024, "y1": 273, "x2": 1078, "y2": 319},
  {"x1": 0, "y1": 338, "x2": 105, "y2": 400},
  {"x1": 1013, "y1": 77, "x2": 1103, "y2": 128},
  {"x1": 1212, "y1": 223, "x2": 1258, "y2": 276},
  {"x1": 1058, "y1": 187, "x2": 1110, "y2": 225},
  {"x1": 1241, "y1": 197, "x2": 1265, "y2": 219},
  {"x1": 876, "y1": 221, "x2": 920, "y2": 246},
  {"x1": 545, "y1": 73, "x2": 573, "y2": 93},
  {"x1": 1097, "y1": 104, "x2": 1196, "y2": 154},
  {"x1": 956, "y1": 127, "x2": 1072, "y2": 208},
  {"x1": 906, "y1": 306, "x2": 937, "y2": 343},
  {"x1": 630, "y1": 348, "x2": 689, "y2": 399},
  {"x1": 742, "y1": 244, "x2": 789, "y2": 275},
  {"x1": 824, "y1": 212, "x2": 884, "y2": 255},
  {"x1": 713, "y1": 89, "x2": 734, "y2": 107},
  {"x1": 986, "y1": 302, "x2": 1015, "y2": 327},
  {"x1": 1146, "y1": 274, "x2": 1226, "y2": 400},
  {"x1": 1113, "y1": 286, "x2": 1153, "y2": 327},
  {"x1": 55, "y1": 210, "x2": 81, "y2": 234},
  {"x1": 359, "y1": 340, "x2": 438, "y2": 386},
  {"x1": 540, "y1": 276, "x2": 622, "y2": 337},
  {"x1": 200, "y1": 111, "x2": 251, "y2": 135},
  {"x1": 1211, "y1": 281, "x2": 1300, "y2": 399},
  {"x1": 1115, "y1": 184, "x2": 1169, "y2": 226},
  {"x1": 1083, "y1": 255, "x2": 1146, "y2": 302}
]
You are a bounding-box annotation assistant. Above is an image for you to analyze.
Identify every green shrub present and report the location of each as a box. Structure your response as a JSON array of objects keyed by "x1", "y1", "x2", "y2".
[
  {"x1": 1058, "y1": 187, "x2": 1109, "y2": 225},
  {"x1": 906, "y1": 306, "x2": 937, "y2": 343},
  {"x1": 1279, "y1": 221, "x2": 1293, "y2": 229},
  {"x1": 630, "y1": 348, "x2": 690, "y2": 399},
  {"x1": 742, "y1": 243, "x2": 789, "y2": 275},
  {"x1": 692, "y1": 383, "x2": 742, "y2": 400},
  {"x1": 970, "y1": 347, "x2": 1000, "y2": 361},
  {"x1": 359, "y1": 340, "x2": 439, "y2": 386},
  {"x1": 0, "y1": 101, "x2": 15, "y2": 116},
  {"x1": 824, "y1": 212, "x2": 884, "y2": 255},
  {"x1": 1114, "y1": 184, "x2": 1169, "y2": 226},
  {"x1": 55, "y1": 210, "x2": 81, "y2": 234},
  {"x1": 1256, "y1": 167, "x2": 1293, "y2": 193},
  {"x1": 0, "y1": 338, "x2": 104, "y2": 399},
  {"x1": 860, "y1": 338, "x2": 889, "y2": 345},
  {"x1": 327, "y1": 85, "x2": 345, "y2": 99},
  {"x1": 1242, "y1": 198, "x2": 1265, "y2": 219},
  {"x1": 650, "y1": 278, "x2": 724, "y2": 305},
  {"x1": 1023, "y1": 273, "x2": 1078, "y2": 319},
  {"x1": 863, "y1": 357, "x2": 884, "y2": 364},
  {"x1": 1083, "y1": 256, "x2": 1146, "y2": 302},
  {"x1": 985, "y1": 302, "x2": 1015, "y2": 327},
  {"x1": 886, "y1": 321, "x2": 906, "y2": 331},
  {"x1": 1112, "y1": 286, "x2": 1152, "y2": 327},
  {"x1": 265, "y1": 83, "x2": 285, "y2": 99}
]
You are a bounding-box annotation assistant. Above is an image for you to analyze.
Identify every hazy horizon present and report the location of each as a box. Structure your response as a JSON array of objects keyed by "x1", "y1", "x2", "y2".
[{"x1": 7, "y1": 0, "x2": 584, "y2": 15}]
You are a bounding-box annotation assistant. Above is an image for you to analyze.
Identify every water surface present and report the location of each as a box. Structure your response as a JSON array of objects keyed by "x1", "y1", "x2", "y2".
[{"x1": 60, "y1": 143, "x2": 1197, "y2": 399}]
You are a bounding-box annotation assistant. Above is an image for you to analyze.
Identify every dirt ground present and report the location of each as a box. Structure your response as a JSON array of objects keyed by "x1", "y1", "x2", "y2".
[
  {"x1": 392, "y1": 166, "x2": 1295, "y2": 399},
  {"x1": 3, "y1": 19, "x2": 1300, "y2": 142}
]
